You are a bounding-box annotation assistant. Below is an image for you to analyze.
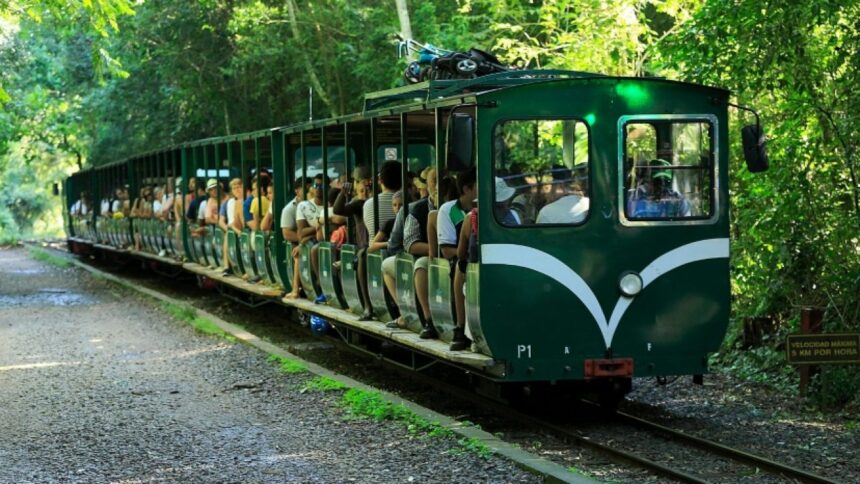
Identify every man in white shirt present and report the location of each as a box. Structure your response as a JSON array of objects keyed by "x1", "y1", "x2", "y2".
[
  {"x1": 535, "y1": 172, "x2": 589, "y2": 224},
  {"x1": 281, "y1": 178, "x2": 306, "y2": 298}
]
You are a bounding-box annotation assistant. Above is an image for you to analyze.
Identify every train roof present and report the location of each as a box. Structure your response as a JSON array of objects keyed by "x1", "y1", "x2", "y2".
[{"x1": 71, "y1": 69, "x2": 730, "y2": 175}]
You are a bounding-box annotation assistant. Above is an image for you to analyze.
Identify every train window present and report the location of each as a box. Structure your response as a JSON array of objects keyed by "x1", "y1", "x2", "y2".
[
  {"x1": 493, "y1": 119, "x2": 590, "y2": 226},
  {"x1": 623, "y1": 120, "x2": 713, "y2": 221}
]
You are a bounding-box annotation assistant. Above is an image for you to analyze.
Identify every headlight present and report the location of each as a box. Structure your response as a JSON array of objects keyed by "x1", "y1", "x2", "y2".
[{"x1": 619, "y1": 272, "x2": 643, "y2": 297}]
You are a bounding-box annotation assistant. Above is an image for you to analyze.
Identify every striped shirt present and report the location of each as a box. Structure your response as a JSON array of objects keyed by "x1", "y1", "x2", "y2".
[{"x1": 362, "y1": 191, "x2": 395, "y2": 237}]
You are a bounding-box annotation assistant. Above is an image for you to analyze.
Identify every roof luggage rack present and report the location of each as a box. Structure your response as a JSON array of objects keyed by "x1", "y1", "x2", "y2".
[{"x1": 362, "y1": 69, "x2": 605, "y2": 111}]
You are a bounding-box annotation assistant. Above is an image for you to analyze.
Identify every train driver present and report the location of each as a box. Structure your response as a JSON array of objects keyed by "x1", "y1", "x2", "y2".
[{"x1": 626, "y1": 158, "x2": 691, "y2": 218}]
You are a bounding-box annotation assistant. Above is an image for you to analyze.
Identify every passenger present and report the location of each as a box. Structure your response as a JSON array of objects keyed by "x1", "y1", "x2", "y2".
[
  {"x1": 314, "y1": 187, "x2": 348, "y2": 291},
  {"x1": 626, "y1": 158, "x2": 691, "y2": 218},
  {"x1": 251, "y1": 182, "x2": 273, "y2": 232},
  {"x1": 403, "y1": 167, "x2": 438, "y2": 338},
  {"x1": 414, "y1": 166, "x2": 433, "y2": 200},
  {"x1": 450, "y1": 177, "x2": 519, "y2": 351},
  {"x1": 99, "y1": 195, "x2": 111, "y2": 217},
  {"x1": 362, "y1": 161, "x2": 402, "y2": 238},
  {"x1": 405, "y1": 170, "x2": 420, "y2": 202},
  {"x1": 111, "y1": 188, "x2": 124, "y2": 215},
  {"x1": 185, "y1": 180, "x2": 205, "y2": 223},
  {"x1": 219, "y1": 178, "x2": 243, "y2": 275},
  {"x1": 333, "y1": 166, "x2": 371, "y2": 248},
  {"x1": 361, "y1": 161, "x2": 402, "y2": 317},
  {"x1": 286, "y1": 175, "x2": 325, "y2": 299},
  {"x1": 281, "y1": 178, "x2": 308, "y2": 299},
  {"x1": 367, "y1": 190, "x2": 402, "y2": 255},
  {"x1": 152, "y1": 186, "x2": 164, "y2": 215},
  {"x1": 245, "y1": 175, "x2": 271, "y2": 231},
  {"x1": 437, "y1": 167, "x2": 476, "y2": 259},
  {"x1": 333, "y1": 167, "x2": 372, "y2": 317},
  {"x1": 158, "y1": 178, "x2": 175, "y2": 221},
  {"x1": 381, "y1": 184, "x2": 414, "y2": 328},
  {"x1": 536, "y1": 165, "x2": 589, "y2": 224}
]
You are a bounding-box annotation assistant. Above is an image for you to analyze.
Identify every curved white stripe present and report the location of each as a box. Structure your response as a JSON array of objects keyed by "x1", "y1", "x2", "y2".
[
  {"x1": 482, "y1": 238, "x2": 730, "y2": 349},
  {"x1": 482, "y1": 244, "x2": 608, "y2": 330},
  {"x1": 606, "y1": 238, "x2": 729, "y2": 347}
]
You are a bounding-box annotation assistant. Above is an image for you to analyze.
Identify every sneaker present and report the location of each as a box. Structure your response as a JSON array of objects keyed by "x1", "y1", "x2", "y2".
[
  {"x1": 221, "y1": 269, "x2": 232, "y2": 277},
  {"x1": 249, "y1": 275, "x2": 262, "y2": 283},
  {"x1": 419, "y1": 321, "x2": 438, "y2": 339},
  {"x1": 314, "y1": 294, "x2": 327, "y2": 305},
  {"x1": 449, "y1": 326, "x2": 471, "y2": 351},
  {"x1": 385, "y1": 318, "x2": 405, "y2": 329},
  {"x1": 358, "y1": 310, "x2": 374, "y2": 321},
  {"x1": 158, "y1": 250, "x2": 167, "y2": 257}
]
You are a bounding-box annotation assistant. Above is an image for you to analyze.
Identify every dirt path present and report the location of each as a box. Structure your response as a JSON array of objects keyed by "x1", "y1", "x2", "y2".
[{"x1": 0, "y1": 247, "x2": 538, "y2": 483}]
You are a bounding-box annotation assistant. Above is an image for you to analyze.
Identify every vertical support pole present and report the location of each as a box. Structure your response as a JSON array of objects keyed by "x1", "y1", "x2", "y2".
[
  {"x1": 400, "y1": 112, "x2": 409, "y2": 209},
  {"x1": 370, "y1": 120, "x2": 378, "y2": 236},
  {"x1": 343, "y1": 122, "x2": 353, "y2": 243},
  {"x1": 321, "y1": 126, "x2": 329, "y2": 240}
]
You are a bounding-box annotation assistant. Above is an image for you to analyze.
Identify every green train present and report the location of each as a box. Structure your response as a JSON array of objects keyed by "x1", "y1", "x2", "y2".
[{"x1": 64, "y1": 70, "x2": 768, "y2": 404}]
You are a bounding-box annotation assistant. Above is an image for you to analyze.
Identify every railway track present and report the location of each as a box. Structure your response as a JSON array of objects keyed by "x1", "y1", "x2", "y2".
[
  {"x1": 349, "y1": 347, "x2": 839, "y2": 483},
  {"x1": 57, "y1": 247, "x2": 841, "y2": 484}
]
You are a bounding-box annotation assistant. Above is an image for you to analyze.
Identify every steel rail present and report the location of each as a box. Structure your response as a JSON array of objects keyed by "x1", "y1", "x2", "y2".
[{"x1": 604, "y1": 405, "x2": 838, "y2": 484}]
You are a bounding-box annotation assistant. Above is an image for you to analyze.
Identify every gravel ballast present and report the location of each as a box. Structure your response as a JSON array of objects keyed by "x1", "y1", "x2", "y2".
[{"x1": 0, "y1": 247, "x2": 542, "y2": 483}]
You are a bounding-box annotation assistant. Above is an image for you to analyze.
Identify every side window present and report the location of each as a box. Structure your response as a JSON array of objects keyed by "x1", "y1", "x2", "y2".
[
  {"x1": 624, "y1": 120, "x2": 713, "y2": 221},
  {"x1": 494, "y1": 119, "x2": 590, "y2": 226}
]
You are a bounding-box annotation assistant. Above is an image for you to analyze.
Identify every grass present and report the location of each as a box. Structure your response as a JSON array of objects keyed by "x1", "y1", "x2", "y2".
[
  {"x1": 27, "y1": 246, "x2": 70, "y2": 268},
  {"x1": 302, "y1": 376, "x2": 347, "y2": 392},
  {"x1": 267, "y1": 354, "x2": 308, "y2": 374},
  {"x1": 339, "y1": 387, "x2": 494, "y2": 458},
  {"x1": 161, "y1": 302, "x2": 235, "y2": 341}
]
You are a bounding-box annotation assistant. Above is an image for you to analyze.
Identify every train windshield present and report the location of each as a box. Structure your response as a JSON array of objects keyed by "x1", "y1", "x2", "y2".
[
  {"x1": 623, "y1": 119, "x2": 714, "y2": 221},
  {"x1": 493, "y1": 119, "x2": 590, "y2": 226}
]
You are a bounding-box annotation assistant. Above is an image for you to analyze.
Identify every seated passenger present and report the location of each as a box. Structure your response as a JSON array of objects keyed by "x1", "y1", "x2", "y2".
[
  {"x1": 152, "y1": 186, "x2": 164, "y2": 215},
  {"x1": 451, "y1": 177, "x2": 519, "y2": 351},
  {"x1": 333, "y1": 167, "x2": 372, "y2": 316},
  {"x1": 287, "y1": 175, "x2": 325, "y2": 298},
  {"x1": 282, "y1": 178, "x2": 308, "y2": 299},
  {"x1": 248, "y1": 177, "x2": 271, "y2": 233},
  {"x1": 403, "y1": 168, "x2": 438, "y2": 338},
  {"x1": 437, "y1": 167, "x2": 477, "y2": 349},
  {"x1": 219, "y1": 178, "x2": 243, "y2": 275},
  {"x1": 626, "y1": 158, "x2": 691, "y2": 218},
  {"x1": 535, "y1": 166, "x2": 589, "y2": 224},
  {"x1": 158, "y1": 179, "x2": 174, "y2": 221}
]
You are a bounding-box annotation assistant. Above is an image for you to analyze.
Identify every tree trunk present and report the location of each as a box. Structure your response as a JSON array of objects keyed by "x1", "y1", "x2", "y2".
[
  {"x1": 285, "y1": 0, "x2": 338, "y2": 117},
  {"x1": 395, "y1": 0, "x2": 413, "y2": 42}
]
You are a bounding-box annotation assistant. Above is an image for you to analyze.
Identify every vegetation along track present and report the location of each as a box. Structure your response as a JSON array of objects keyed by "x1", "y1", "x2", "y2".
[{"x1": 53, "y1": 246, "x2": 840, "y2": 483}]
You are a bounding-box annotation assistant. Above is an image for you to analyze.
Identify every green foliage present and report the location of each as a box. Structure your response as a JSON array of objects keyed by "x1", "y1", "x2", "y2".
[
  {"x1": 267, "y1": 353, "x2": 308, "y2": 374},
  {"x1": 27, "y1": 245, "x2": 70, "y2": 267},
  {"x1": 302, "y1": 376, "x2": 347, "y2": 392}
]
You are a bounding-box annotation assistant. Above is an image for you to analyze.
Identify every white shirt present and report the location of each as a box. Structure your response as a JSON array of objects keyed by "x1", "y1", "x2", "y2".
[
  {"x1": 536, "y1": 195, "x2": 590, "y2": 224},
  {"x1": 436, "y1": 199, "x2": 466, "y2": 247},
  {"x1": 197, "y1": 199, "x2": 207, "y2": 221},
  {"x1": 100, "y1": 199, "x2": 111, "y2": 215},
  {"x1": 297, "y1": 200, "x2": 323, "y2": 229},
  {"x1": 111, "y1": 200, "x2": 122, "y2": 213},
  {"x1": 226, "y1": 198, "x2": 237, "y2": 225},
  {"x1": 281, "y1": 198, "x2": 299, "y2": 230},
  {"x1": 153, "y1": 200, "x2": 162, "y2": 213}
]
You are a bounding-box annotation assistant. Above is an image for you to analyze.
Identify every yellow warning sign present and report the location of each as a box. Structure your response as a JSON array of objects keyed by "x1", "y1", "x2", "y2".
[{"x1": 786, "y1": 334, "x2": 860, "y2": 365}]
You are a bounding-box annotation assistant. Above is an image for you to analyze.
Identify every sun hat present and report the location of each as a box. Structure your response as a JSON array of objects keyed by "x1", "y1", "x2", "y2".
[
  {"x1": 495, "y1": 176, "x2": 515, "y2": 202},
  {"x1": 206, "y1": 178, "x2": 218, "y2": 191}
]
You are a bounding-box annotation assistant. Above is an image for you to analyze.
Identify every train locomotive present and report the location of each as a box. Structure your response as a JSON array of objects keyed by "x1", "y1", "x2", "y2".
[{"x1": 64, "y1": 70, "x2": 768, "y2": 405}]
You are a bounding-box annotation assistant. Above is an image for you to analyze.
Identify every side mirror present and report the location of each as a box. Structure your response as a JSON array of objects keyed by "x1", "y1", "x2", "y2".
[
  {"x1": 52, "y1": 183, "x2": 60, "y2": 196},
  {"x1": 741, "y1": 124, "x2": 768, "y2": 172},
  {"x1": 446, "y1": 112, "x2": 474, "y2": 172}
]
